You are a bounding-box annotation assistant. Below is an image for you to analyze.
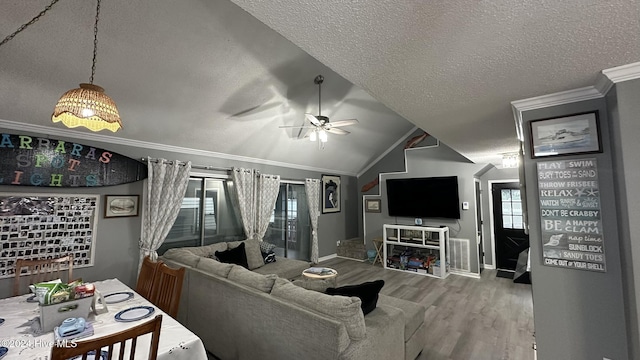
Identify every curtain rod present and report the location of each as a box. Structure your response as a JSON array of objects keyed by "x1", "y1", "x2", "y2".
[{"x1": 140, "y1": 157, "x2": 307, "y2": 183}]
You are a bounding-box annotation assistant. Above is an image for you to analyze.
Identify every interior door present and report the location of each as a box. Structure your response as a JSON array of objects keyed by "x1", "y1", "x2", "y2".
[{"x1": 492, "y1": 182, "x2": 529, "y2": 271}]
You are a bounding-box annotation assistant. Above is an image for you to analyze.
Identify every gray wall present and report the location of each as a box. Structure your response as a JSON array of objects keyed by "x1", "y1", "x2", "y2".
[
  {"x1": 478, "y1": 167, "x2": 519, "y2": 268},
  {"x1": 0, "y1": 127, "x2": 358, "y2": 298},
  {"x1": 606, "y1": 80, "x2": 640, "y2": 360},
  {"x1": 521, "y1": 99, "x2": 629, "y2": 360},
  {"x1": 358, "y1": 130, "x2": 486, "y2": 274}
]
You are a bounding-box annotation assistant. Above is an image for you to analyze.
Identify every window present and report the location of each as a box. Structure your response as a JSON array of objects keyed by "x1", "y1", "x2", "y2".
[
  {"x1": 159, "y1": 177, "x2": 312, "y2": 261},
  {"x1": 158, "y1": 177, "x2": 244, "y2": 255},
  {"x1": 501, "y1": 189, "x2": 523, "y2": 229}
]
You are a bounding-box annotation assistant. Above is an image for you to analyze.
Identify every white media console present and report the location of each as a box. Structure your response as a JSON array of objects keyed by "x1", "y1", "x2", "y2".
[{"x1": 383, "y1": 224, "x2": 450, "y2": 279}]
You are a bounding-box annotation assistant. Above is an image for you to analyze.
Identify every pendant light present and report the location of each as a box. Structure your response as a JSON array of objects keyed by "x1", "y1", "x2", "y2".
[
  {"x1": 52, "y1": 0, "x2": 122, "y2": 132},
  {"x1": 0, "y1": 0, "x2": 122, "y2": 132}
]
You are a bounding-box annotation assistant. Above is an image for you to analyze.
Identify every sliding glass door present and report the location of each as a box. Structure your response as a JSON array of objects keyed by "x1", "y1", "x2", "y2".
[{"x1": 265, "y1": 183, "x2": 311, "y2": 261}]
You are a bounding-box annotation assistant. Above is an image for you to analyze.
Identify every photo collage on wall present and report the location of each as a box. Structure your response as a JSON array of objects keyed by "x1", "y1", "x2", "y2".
[{"x1": 0, "y1": 194, "x2": 98, "y2": 278}]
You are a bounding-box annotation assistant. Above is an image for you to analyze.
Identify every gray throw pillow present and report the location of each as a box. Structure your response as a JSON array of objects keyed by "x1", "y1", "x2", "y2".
[{"x1": 229, "y1": 239, "x2": 264, "y2": 270}]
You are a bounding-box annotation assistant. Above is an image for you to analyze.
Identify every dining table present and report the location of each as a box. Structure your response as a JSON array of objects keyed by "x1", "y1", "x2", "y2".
[{"x1": 0, "y1": 278, "x2": 208, "y2": 360}]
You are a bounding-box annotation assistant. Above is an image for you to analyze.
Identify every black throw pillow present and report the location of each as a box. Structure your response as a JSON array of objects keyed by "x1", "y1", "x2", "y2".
[
  {"x1": 261, "y1": 250, "x2": 276, "y2": 264},
  {"x1": 325, "y1": 280, "x2": 385, "y2": 315},
  {"x1": 215, "y1": 242, "x2": 249, "y2": 269}
]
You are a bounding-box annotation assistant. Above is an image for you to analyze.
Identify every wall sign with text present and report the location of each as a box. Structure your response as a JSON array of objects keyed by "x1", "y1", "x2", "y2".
[
  {"x1": 0, "y1": 133, "x2": 147, "y2": 187},
  {"x1": 537, "y1": 158, "x2": 605, "y2": 272}
]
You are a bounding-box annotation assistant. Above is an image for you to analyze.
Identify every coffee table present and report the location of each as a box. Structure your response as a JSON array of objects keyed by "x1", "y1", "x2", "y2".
[{"x1": 302, "y1": 267, "x2": 338, "y2": 287}]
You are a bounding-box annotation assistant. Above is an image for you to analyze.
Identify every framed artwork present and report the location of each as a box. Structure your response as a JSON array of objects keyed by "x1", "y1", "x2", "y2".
[
  {"x1": 322, "y1": 175, "x2": 341, "y2": 214},
  {"x1": 104, "y1": 195, "x2": 140, "y2": 218},
  {"x1": 0, "y1": 193, "x2": 99, "y2": 278},
  {"x1": 365, "y1": 199, "x2": 381, "y2": 213},
  {"x1": 530, "y1": 111, "x2": 602, "y2": 158}
]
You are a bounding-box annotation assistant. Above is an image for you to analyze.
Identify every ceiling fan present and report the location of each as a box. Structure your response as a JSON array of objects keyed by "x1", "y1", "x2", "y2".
[{"x1": 280, "y1": 75, "x2": 359, "y2": 144}]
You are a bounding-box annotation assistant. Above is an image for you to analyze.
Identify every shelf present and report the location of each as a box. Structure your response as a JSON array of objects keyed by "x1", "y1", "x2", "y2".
[{"x1": 383, "y1": 224, "x2": 450, "y2": 279}]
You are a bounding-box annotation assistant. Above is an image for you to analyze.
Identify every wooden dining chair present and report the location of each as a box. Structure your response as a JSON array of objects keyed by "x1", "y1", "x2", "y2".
[
  {"x1": 149, "y1": 263, "x2": 185, "y2": 318},
  {"x1": 13, "y1": 255, "x2": 74, "y2": 296},
  {"x1": 136, "y1": 256, "x2": 162, "y2": 301},
  {"x1": 51, "y1": 314, "x2": 162, "y2": 360}
]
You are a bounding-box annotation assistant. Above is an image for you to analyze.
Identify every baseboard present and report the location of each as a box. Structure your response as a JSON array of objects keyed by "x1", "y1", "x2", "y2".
[
  {"x1": 318, "y1": 254, "x2": 337, "y2": 263},
  {"x1": 483, "y1": 264, "x2": 496, "y2": 270},
  {"x1": 450, "y1": 269, "x2": 481, "y2": 279},
  {"x1": 336, "y1": 255, "x2": 366, "y2": 262}
]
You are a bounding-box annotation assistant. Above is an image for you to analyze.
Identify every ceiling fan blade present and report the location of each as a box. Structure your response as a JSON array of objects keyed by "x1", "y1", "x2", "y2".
[
  {"x1": 326, "y1": 127, "x2": 350, "y2": 135},
  {"x1": 328, "y1": 119, "x2": 359, "y2": 127},
  {"x1": 298, "y1": 127, "x2": 313, "y2": 139},
  {"x1": 305, "y1": 113, "x2": 321, "y2": 126}
]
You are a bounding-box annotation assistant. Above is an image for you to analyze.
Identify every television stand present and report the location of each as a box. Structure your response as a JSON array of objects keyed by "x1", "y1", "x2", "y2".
[{"x1": 383, "y1": 224, "x2": 450, "y2": 279}]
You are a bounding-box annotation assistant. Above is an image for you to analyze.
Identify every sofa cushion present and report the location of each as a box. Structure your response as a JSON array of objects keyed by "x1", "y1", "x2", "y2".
[
  {"x1": 162, "y1": 248, "x2": 202, "y2": 268},
  {"x1": 180, "y1": 242, "x2": 228, "y2": 258},
  {"x1": 293, "y1": 278, "x2": 335, "y2": 293},
  {"x1": 196, "y1": 257, "x2": 234, "y2": 278},
  {"x1": 271, "y1": 278, "x2": 366, "y2": 340},
  {"x1": 377, "y1": 294, "x2": 426, "y2": 342},
  {"x1": 326, "y1": 280, "x2": 385, "y2": 315},
  {"x1": 228, "y1": 265, "x2": 277, "y2": 293},
  {"x1": 228, "y1": 239, "x2": 264, "y2": 270},
  {"x1": 253, "y1": 257, "x2": 310, "y2": 279}
]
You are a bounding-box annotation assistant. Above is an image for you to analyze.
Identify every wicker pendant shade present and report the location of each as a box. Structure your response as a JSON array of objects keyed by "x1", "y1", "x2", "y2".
[{"x1": 52, "y1": 83, "x2": 122, "y2": 132}]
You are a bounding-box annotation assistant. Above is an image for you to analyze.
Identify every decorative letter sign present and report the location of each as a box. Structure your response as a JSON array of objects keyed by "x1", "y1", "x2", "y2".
[
  {"x1": 536, "y1": 158, "x2": 605, "y2": 272},
  {"x1": 0, "y1": 133, "x2": 147, "y2": 187}
]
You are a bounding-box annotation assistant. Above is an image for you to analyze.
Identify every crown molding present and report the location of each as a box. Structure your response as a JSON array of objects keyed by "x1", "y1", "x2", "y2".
[
  {"x1": 511, "y1": 85, "x2": 603, "y2": 113},
  {"x1": 0, "y1": 119, "x2": 356, "y2": 177},
  {"x1": 602, "y1": 61, "x2": 640, "y2": 84},
  {"x1": 510, "y1": 85, "x2": 603, "y2": 143}
]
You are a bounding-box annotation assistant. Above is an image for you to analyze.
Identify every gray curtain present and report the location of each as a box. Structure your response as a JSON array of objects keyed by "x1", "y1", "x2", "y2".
[
  {"x1": 255, "y1": 174, "x2": 281, "y2": 240},
  {"x1": 140, "y1": 158, "x2": 191, "y2": 268},
  {"x1": 231, "y1": 168, "x2": 256, "y2": 239},
  {"x1": 305, "y1": 178, "x2": 321, "y2": 263}
]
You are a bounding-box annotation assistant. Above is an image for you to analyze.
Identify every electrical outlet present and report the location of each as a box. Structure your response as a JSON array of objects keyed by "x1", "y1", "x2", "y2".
[
  {"x1": 336, "y1": 240, "x2": 340, "y2": 247},
  {"x1": 462, "y1": 201, "x2": 470, "y2": 210}
]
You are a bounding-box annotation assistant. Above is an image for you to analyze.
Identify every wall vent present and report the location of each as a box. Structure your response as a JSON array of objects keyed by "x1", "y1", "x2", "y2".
[{"x1": 449, "y1": 238, "x2": 471, "y2": 272}]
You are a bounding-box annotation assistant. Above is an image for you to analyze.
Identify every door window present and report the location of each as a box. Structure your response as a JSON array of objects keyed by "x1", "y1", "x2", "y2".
[{"x1": 501, "y1": 189, "x2": 523, "y2": 230}]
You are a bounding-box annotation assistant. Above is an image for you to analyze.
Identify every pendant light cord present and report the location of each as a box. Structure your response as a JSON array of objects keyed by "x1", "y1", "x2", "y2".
[
  {"x1": 90, "y1": 0, "x2": 101, "y2": 84},
  {"x1": 0, "y1": 0, "x2": 61, "y2": 48}
]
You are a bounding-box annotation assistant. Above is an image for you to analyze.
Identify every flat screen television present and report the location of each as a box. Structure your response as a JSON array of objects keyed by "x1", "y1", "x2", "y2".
[{"x1": 386, "y1": 176, "x2": 460, "y2": 219}]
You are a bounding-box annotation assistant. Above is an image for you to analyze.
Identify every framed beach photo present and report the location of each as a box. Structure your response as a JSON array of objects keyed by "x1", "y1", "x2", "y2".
[
  {"x1": 322, "y1": 175, "x2": 341, "y2": 214},
  {"x1": 104, "y1": 195, "x2": 139, "y2": 218},
  {"x1": 365, "y1": 199, "x2": 381, "y2": 213},
  {"x1": 530, "y1": 111, "x2": 602, "y2": 158}
]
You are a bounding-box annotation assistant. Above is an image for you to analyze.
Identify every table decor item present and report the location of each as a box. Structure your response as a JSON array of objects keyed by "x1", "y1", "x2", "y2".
[
  {"x1": 114, "y1": 306, "x2": 155, "y2": 322},
  {"x1": 101, "y1": 291, "x2": 134, "y2": 304}
]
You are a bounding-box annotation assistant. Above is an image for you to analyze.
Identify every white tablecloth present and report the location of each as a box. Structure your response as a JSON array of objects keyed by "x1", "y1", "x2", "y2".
[{"x1": 0, "y1": 278, "x2": 207, "y2": 360}]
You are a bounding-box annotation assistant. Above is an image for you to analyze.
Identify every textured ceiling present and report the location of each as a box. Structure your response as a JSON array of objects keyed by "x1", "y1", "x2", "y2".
[
  {"x1": 230, "y1": 0, "x2": 640, "y2": 165},
  {"x1": 1, "y1": 1, "x2": 639, "y2": 175}
]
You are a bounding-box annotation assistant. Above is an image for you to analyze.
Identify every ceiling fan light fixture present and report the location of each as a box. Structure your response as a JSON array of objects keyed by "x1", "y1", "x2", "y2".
[
  {"x1": 319, "y1": 129, "x2": 328, "y2": 142},
  {"x1": 309, "y1": 130, "x2": 317, "y2": 142}
]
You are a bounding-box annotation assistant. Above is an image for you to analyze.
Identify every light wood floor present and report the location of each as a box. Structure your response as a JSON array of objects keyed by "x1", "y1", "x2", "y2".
[{"x1": 319, "y1": 257, "x2": 535, "y2": 360}]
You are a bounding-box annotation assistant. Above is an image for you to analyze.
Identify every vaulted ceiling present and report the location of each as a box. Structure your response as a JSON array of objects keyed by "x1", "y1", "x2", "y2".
[{"x1": 1, "y1": 0, "x2": 639, "y2": 175}]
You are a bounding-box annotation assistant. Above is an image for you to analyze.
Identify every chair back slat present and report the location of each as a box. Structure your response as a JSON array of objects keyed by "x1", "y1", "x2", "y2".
[
  {"x1": 51, "y1": 315, "x2": 162, "y2": 360},
  {"x1": 149, "y1": 263, "x2": 185, "y2": 318},
  {"x1": 136, "y1": 256, "x2": 162, "y2": 301},
  {"x1": 13, "y1": 255, "x2": 74, "y2": 296}
]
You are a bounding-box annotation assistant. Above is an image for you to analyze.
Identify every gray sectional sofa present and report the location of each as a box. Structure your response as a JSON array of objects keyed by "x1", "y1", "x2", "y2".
[{"x1": 161, "y1": 239, "x2": 426, "y2": 360}]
